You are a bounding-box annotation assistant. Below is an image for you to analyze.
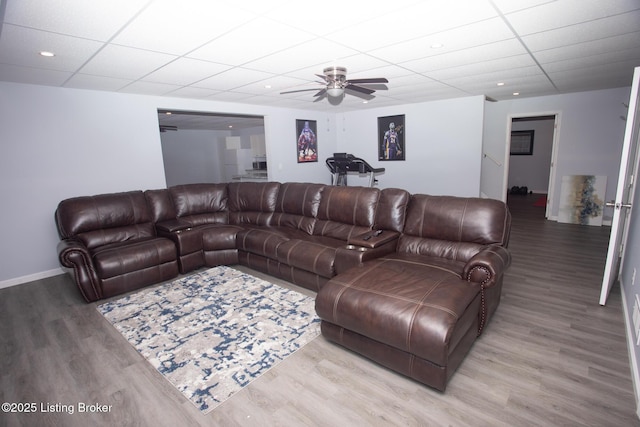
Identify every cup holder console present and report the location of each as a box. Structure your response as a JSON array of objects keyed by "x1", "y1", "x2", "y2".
[{"x1": 345, "y1": 245, "x2": 368, "y2": 252}]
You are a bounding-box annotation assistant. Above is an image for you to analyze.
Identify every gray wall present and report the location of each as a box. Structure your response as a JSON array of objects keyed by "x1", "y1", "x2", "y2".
[
  {"x1": 0, "y1": 82, "x2": 488, "y2": 285},
  {"x1": 482, "y1": 88, "x2": 630, "y2": 221}
]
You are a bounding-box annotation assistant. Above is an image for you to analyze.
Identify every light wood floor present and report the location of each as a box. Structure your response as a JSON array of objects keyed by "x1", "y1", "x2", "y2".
[{"x1": 1, "y1": 193, "x2": 638, "y2": 426}]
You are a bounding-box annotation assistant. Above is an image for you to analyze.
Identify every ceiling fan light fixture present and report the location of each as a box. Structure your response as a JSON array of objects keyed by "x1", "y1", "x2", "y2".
[{"x1": 327, "y1": 86, "x2": 344, "y2": 97}]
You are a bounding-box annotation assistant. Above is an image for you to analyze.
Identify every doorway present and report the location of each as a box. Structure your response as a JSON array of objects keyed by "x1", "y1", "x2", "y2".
[
  {"x1": 157, "y1": 109, "x2": 266, "y2": 186},
  {"x1": 507, "y1": 114, "x2": 558, "y2": 219}
]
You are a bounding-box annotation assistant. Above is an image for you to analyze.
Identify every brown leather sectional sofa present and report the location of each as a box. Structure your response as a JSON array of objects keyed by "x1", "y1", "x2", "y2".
[{"x1": 55, "y1": 181, "x2": 511, "y2": 391}]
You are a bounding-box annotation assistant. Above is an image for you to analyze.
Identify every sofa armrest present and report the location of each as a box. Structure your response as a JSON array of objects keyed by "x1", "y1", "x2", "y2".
[
  {"x1": 155, "y1": 218, "x2": 193, "y2": 233},
  {"x1": 348, "y1": 230, "x2": 399, "y2": 249},
  {"x1": 462, "y1": 245, "x2": 511, "y2": 288},
  {"x1": 335, "y1": 239, "x2": 398, "y2": 274},
  {"x1": 57, "y1": 239, "x2": 101, "y2": 302}
]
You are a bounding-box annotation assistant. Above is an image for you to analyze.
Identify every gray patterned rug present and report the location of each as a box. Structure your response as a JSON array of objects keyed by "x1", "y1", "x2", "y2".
[{"x1": 97, "y1": 266, "x2": 320, "y2": 414}]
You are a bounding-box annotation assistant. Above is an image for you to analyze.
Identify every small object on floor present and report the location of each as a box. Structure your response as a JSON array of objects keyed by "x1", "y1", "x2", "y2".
[
  {"x1": 510, "y1": 186, "x2": 529, "y2": 195},
  {"x1": 533, "y1": 195, "x2": 547, "y2": 207}
]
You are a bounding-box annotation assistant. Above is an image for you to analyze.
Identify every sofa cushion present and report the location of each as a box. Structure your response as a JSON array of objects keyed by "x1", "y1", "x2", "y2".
[
  {"x1": 145, "y1": 188, "x2": 177, "y2": 223},
  {"x1": 276, "y1": 237, "x2": 344, "y2": 278},
  {"x1": 202, "y1": 225, "x2": 243, "y2": 251},
  {"x1": 314, "y1": 186, "x2": 380, "y2": 240},
  {"x1": 169, "y1": 183, "x2": 229, "y2": 226},
  {"x1": 400, "y1": 195, "x2": 511, "y2": 262},
  {"x1": 315, "y1": 257, "x2": 481, "y2": 367},
  {"x1": 374, "y1": 188, "x2": 410, "y2": 232},
  {"x1": 236, "y1": 227, "x2": 290, "y2": 258},
  {"x1": 228, "y1": 181, "x2": 280, "y2": 225},
  {"x1": 55, "y1": 191, "x2": 155, "y2": 249},
  {"x1": 404, "y1": 195, "x2": 510, "y2": 245},
  {"x1": 271, "y1": 182, "x2": 324, "y2": 235},
  {"x1": 92, "y1": 237, "x2": 177, "y2": 279}
]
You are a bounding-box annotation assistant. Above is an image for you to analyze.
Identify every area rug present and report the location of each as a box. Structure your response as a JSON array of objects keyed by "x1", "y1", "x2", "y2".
[{"x1": 97, "y1": 266, "x2": 320, "y2": 414}]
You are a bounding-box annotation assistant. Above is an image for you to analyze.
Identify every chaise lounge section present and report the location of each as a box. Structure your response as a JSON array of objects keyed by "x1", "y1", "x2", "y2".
[
  {"x1": 54, "y1": 181, "x2": 511, "y2": 391},
  {"x1": 314, "y1": 195, "x2": 512, "y2": 391}
]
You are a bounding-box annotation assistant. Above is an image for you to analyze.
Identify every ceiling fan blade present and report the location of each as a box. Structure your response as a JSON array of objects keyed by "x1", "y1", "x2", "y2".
[
  {"x1": 347, "y1": 77, "x2": 388, "y2": 84},
  {"x1": 316, "y1": 74, "x2": 330, "y2": 82},
  {"x1": 280, "y1": 88, "x2": 322, "y2": 94},
  {"x1": 345, "y1": 84, "x2": 375, "y2": 95},
  {"x1": 344, "y1": 89, "x2": 376, "y2": 101},
  {"x1": 313, "y1": 88, "x2": 327, "y2": 97}
]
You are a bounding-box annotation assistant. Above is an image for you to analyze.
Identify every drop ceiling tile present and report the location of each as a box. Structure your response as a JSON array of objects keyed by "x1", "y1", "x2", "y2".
[
  {"x1": 205, "y1": 91, "x2": 263, "y2": 103},
  {"x1": 120, "y1": 81, "x2": 182, "y2": 96},
  {"x1": 427, "y1": 54, "x2": 538, "y2": 81},
  {"x1": 542, "y1": 50, "x2": 640, "y2": 75},
  {"x1": 241, "y1": 75, "x2": 311, "y2": 95},
  {"x1": 241, "y1": 38, "x2": 360, "y2": 74},
  {"x1": 165, "y1": 87, "x2": 222, "y2": 99},
  {"x1": 491, "y1": 0, "x2": 557, "y2": 14},
  {"x1": 368, "y1": 17, "x2": 516, "y2": 64},
  {"x1": 0, "y1": 63, "x2": 72, "y2": 86},
  {"x1": 112, "y1": 0, "x2": 259, "y2": 55},
  {"x1": 549, "y1": 64, "x2": 636, "y2": 92},
  {"x1": 326, "y1": 54, "x2": 394, "y2": 75},
  {"x1": 264, "y1": 0, "x2": 416, "y2": 36},
  {"x1": 448, "y1": 72, "x2": 552, "y2": 93},
  {"x1": 187, "y1": 17, "x2": 316, "y2": 66},
  {"x1": 4, "y1": 0, "x2": 150, "y2": 41},
  {"x1": 0, "y1": 25, "x2": 104, "y2": 71},
  {"x1": 64, "y1": 73, "x2": 132, "y2": 91},
  {"x1": 142, "y1": 58, "x2": 232, "y2": 86},
  {"x1": 231, "y1": 0, "x2": 293, "y2": 15},
  {"x1": 505, "y1": 0, "x2": 640, "y2": 36},
  {"x1": 79, "y1": 45, "x2": 177, "y2": 80},
  {"x1": 441, "y1": 65, "x2": 545, "y2": 86},
  {"x1": 325, "y1": 0, "x2": 498, "y2": 52},
  {"x1": 194, "y1": 67, "x2": 275, "y2": 91},
  {"x1": 401, "y1": 39, "x2": 526, "y2": 73},
  {"x1": 522, "y1": 10, "x2": 640, "y2": 52},
  {"x1": 533, "y1": 32, "x2": 640, "y2": 64}
]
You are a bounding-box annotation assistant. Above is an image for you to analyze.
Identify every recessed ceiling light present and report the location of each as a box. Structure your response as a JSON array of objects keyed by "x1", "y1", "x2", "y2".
[
  {"x1": 497, "y1": 82, "x2": 505, "y2": 86},
  {"x1": 39, "y1": 51, "x2": 55, "y2": 57},
  {"x1": 513, "y1": 92, "x2": 520, "y2": 96},
  {"x1": 264, "y1": 84, "x2": 272, "y2": 89},
  {"x1": 228, "y1": 125, "x2": 233, "y2": 128},
  {"x1": 165, "y1": 111, "x2": 172, "y2": 115},
  {"x1": 430, "y1": 43, "x2": 444, "y2": 49},
  {"x1": 362, "y1": 100, "x2": 368, "y2": 104}
]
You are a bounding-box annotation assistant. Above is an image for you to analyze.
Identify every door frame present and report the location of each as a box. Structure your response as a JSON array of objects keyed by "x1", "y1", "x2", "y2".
[{"x1": 504, "y1": 111, "x2": 561, "y2": 218}]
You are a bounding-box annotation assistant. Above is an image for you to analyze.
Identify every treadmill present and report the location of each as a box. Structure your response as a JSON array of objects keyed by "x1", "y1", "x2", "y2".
[{"x1": 325, "y1": 153, "x2": 385, "y2": 187}]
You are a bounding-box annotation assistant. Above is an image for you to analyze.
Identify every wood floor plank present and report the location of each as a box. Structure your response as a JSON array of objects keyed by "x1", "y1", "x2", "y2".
[{"x1": 1, "y1": 193, "x2": 638, "y2": 426}]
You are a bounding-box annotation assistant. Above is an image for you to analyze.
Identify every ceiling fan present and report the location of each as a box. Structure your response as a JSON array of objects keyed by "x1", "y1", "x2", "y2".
[{"x1": 281, "y1": 66, "x2": 388, "y2": 101}]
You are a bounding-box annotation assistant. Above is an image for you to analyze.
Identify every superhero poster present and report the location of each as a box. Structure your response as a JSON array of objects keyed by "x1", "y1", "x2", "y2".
[
  {"x1": 378, "y1": 114, "x2": 405, "y2": 161},
  {"x1": 296, "y1": 119, "x2": 318, "y2": 163}
]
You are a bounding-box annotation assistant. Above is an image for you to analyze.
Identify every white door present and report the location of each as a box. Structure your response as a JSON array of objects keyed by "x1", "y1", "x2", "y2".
[{"x1": 600, "y1": 66, "x2": 640, "y2": 305}]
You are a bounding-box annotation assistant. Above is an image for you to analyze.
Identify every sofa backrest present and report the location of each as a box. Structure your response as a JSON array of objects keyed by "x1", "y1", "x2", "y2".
[
  {"x1": 145, "y1": 188, "x2": 176, "y2": 223},
  {"x1": 168, "y1": 183, "x2": 229, "y2": 226},
  {"x1": 398, "y1": 194, "x2": 511, "y2": 262},
  {"x1": 271, "y1": 182, "x2": 324, "y2": 235},
  {"x1": 55, "y1": 191, "x2": 155, "y2": 249},
  {"x1": 314, "y1": 186, "x2": 380, "y2": 240},
  {"x1": 374, "y1": 188, "x2": 410, "y2": 232},
  {"x1": 228, "y1": 182, "x2": 280, "y2": 226}
]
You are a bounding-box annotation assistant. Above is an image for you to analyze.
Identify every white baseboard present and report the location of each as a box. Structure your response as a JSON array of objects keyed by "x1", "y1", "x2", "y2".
[
  {"x1": 620, "y1": 281, "x2": 640, "y2": 419},
  {"x1": 0, "y1": 268, "x2": 64, "y2": 290}
]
